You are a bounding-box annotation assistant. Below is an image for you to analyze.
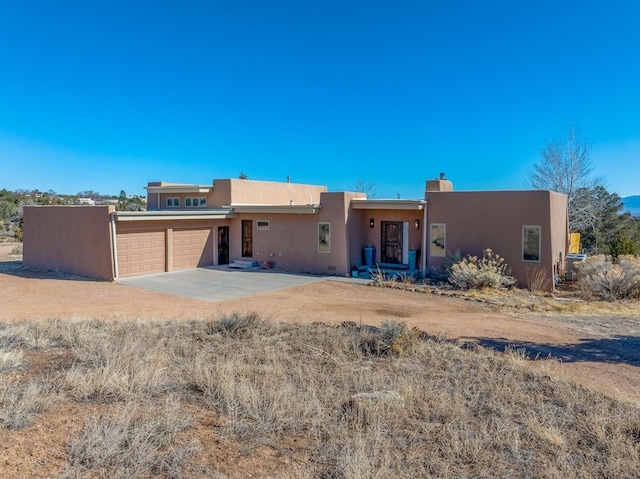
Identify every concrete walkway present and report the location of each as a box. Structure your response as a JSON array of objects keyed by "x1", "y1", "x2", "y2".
[{"x1": 117, "y1": 266, "x2": 370, "y2": 301}]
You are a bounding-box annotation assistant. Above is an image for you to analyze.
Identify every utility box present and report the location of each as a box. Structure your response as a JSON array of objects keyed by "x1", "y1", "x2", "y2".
[{"x1": 566, "y1": 253, "x2": 587, "y2": 280}]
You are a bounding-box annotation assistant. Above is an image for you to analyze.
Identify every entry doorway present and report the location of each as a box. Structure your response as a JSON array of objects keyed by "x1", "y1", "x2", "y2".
[
  {"x1": 381, "y1": 221, "x2": 403, "y2": 264},
  {"x1": 242, "y1": 220, "x2": 253, "y2": 257},
  {"x1": 217, "y1": 226, "x2": 229, "y2": 265}
]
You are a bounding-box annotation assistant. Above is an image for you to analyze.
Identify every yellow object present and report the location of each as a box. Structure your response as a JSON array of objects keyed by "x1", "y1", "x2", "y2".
[{"x1": 569, "y1": 233, "x2": 581, "y2": 254}]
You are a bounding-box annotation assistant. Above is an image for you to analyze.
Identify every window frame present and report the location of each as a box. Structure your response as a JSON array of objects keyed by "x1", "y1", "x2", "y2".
[
  {"x1": 522, "y1": 225, "x2": 541, "y2": 262},
  {"x1": 256, "y1": 220, "x2": 270, "y2": 230},
  {"x1": 185, "y1": 197, "x2": 207, "y2": 208},
  {"x1": 166, "y1": 197, "x2": 180, "y2": 208},
  {"x1": 430, "y1": 223, "x2": 446, "y2": 257},
  {"x1": 318, "y1": 222, "x2": 331, "y2": 253}
]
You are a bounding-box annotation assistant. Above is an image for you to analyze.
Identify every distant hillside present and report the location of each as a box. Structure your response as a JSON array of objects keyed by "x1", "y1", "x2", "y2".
[{"x1": 622, "y1": 195, "x2": 640, "y2": 217}]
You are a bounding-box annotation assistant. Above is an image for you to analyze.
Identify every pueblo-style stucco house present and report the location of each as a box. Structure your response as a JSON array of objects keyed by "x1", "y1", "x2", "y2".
[{"x1": 23, "y1": 176, "x2": 569, "y2": 290}]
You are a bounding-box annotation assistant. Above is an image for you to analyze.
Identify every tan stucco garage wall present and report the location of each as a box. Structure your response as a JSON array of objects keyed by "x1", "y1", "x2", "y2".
[{"x1": 23, "y1": 205, "x2": 115, "y2": 280}]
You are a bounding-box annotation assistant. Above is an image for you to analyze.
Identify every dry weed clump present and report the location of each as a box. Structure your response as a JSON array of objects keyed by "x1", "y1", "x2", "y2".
[
  {"x1": 0, "y1": 379, "x2": 56, "y2": 429},
  {"x1": 1, "y1": 316, "x2": 640, "y2": 477},
  {"x1": 576, "y1": 254, "x2": 640, "y2": 301},
  {"x1": 61, "y1": 397, "x2": 200, "y2": 479}
]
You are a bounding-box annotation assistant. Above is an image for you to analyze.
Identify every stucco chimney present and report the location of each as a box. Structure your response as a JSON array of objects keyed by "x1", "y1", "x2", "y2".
[{"x1": 425, "y1": 176, "x2": 453, "y2": 193}]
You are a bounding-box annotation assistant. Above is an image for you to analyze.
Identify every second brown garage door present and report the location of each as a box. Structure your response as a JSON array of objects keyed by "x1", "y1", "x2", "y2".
[{"x1": 173, "y1": 228, "x2": 213, "y2": 270}]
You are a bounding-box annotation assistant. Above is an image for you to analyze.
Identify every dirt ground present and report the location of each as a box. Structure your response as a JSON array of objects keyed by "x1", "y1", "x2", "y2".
[
  {"x1": 2, "y1": 242, "x2": 640, "y2": 478},
  {"x1": 1, "y1": 242, "x2": 639, "y2": 404}
]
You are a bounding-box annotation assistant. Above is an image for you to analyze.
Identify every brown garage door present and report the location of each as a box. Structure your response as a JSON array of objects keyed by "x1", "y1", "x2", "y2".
[
  {"x1": 173, "y1": 228, "x2": 213, "y2": 270},
  {"x1": 117, "y1": 230, "x2": 165, "y2": 277}
]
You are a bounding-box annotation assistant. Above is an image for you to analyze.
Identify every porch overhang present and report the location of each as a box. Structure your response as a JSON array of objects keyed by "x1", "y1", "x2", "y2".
[
  {"x1": 145, "y1": 184, "x2": 213, "y2": 194},
  {"x1": 351, "y1": 199, "x2": 427, "y2": 210},
  {"x1": 113, "y1": 209, "x2": 236, "y2": 221},
  {"x1": 229, "y1": 204, "x2": 322, "y2": 214}
]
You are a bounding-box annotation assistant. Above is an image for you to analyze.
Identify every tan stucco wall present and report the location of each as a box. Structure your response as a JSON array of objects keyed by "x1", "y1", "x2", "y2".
[
  {"x1": 228, "y1": 192, "x2": 356, "y2": 275},
  {"x1": 214, "y1": 178, "x2": 327, "y2": 206},
  {"x1": 424, "y1": 190, "x2": 568, "y2": 289},
  {"x1": 148, "y1": 179, "x2": 328, "y2": 210},
  {"x1": 23, "y1": 206, "x2": 115, "y2": 280},
  {"x1": 549, "y1": 190, "x2": 571, "y2": 275}
]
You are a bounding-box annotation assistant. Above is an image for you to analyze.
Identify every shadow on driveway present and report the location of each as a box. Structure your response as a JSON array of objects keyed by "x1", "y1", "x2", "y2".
[{"x1": 469, "y1": 335, "x2": 640, "y2": 367}]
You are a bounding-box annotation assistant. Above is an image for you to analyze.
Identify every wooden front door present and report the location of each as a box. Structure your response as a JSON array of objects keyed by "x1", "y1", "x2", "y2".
[
  {"x1": 381, "y1": 221, "x2": 403, "y2": 264},
  {"x1": 217, "y1": 226, "x2": 229, "y2": 265},
  {"x1": 242, "y1": 220, "x2": 253, "y2": 257}
]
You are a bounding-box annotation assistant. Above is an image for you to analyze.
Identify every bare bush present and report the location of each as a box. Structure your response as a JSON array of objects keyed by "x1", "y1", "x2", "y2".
[
  {"x1": 576, "y1": 255, "x2": 640, "y2": 301},
  {"x1": 62, "y1": 397, "x2": 198, "y2": 478},
  {"x1": 0, "y1": 379, "x2": 55, "y2": 429},
  {"x1": 0, "y1": 350, "x2": 24, "y2": 372},
  {"x1": 449, "y1": 249, "x2": 517, "y2": 289}
]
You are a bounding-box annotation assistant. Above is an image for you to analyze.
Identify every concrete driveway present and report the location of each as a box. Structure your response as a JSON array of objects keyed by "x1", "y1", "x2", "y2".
[{"x1": 117, "y1": 266, "x2": 368, "y2": 301}]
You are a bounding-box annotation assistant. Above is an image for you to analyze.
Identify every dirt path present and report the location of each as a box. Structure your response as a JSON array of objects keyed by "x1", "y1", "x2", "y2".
[{"x1": 1, "y1": 253, "x2": 639, "y2": 404}]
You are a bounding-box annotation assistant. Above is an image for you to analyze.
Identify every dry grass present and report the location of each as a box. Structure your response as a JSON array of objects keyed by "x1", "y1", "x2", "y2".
[{"x1": 1, "y1": 316, "x2": 640, "y2": 478}]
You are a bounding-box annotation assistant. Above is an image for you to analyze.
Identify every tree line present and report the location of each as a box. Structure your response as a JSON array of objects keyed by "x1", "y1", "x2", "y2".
[
  {"x1": 0, "y1": 189, "x2": 145, "y2": 241},
  {"x1": 528, "y1": 123, "x2": 639, "y2": 257}
]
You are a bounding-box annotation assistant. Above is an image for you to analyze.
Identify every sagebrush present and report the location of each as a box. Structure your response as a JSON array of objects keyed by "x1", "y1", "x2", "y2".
[
  {"x1": 449, "y1": 248, "x2": 517, "y2": 289},
  {"x1": 576, "y1": 254, "x2": 640, "y2": 301}
]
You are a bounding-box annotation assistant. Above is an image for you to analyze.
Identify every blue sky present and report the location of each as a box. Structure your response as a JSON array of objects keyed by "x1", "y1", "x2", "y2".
[{"x1": 1, "y1": 1, "x2": 639, "y2": 198}]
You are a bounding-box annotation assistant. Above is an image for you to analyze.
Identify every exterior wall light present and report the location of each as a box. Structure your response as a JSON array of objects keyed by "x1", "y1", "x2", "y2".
[
  {"x1": 369, "y1": 218, "x2": 375, "y2": 228},
  {"x1": 414, "y1": 219, "x2": 420, "y2": 230}
]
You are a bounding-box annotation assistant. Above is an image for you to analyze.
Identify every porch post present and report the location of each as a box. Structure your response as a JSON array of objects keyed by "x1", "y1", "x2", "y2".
[{"x1": 421, "y1": 201, "x2": 428, "y2": 272}]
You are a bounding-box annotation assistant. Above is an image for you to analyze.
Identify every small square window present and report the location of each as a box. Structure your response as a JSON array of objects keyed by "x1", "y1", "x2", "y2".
[
  {"x1": 185, "y1": 198, "x2": 192, "y2": 207},
  {"x1": 199, "y1": 197, "x2": 207, "y2": 207},
  {"x1": 257, "y1": 220, "x2": 270, "y2": 230}
]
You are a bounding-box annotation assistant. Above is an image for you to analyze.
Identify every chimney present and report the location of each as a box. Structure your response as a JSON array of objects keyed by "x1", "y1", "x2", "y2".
[{"x1": 425, "y1": 174, "x2": 453, "y2": 194}]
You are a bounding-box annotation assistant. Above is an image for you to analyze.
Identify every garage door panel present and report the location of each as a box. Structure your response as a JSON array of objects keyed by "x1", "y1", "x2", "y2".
[
  {"x1": 173, "y1": 228, "x2": 213, "y2": 270},
  {"x1": 117, "y1": 231, "x2": 165, "y2": 277}
]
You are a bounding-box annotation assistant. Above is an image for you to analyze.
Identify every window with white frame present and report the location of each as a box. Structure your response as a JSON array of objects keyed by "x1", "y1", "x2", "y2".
[
  {"x1": 166, "y1": 197, "x2": 180, "y2": 208},
  {"x1": 430, "y1": 223, "x2": 446, "y2": 256},
  {"x1": 522, "y1": 225, "x2": 541, "y2": 262},
  {"x1": 185, "y1": 197, "x2": 207, "y2": 207},
  {"x1": 257, "y1": 220, "x2": 270, "y2": 230},
  {"x1": 318, "y1": 222, "x2": 330, "y2": 253}
]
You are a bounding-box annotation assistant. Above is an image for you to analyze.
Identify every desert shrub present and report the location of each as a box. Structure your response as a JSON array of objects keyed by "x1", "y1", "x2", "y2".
[
  {"x1": 0, "y1": 379, "x2": 55, "y2": 429},
  {"x1": 62, "y1": 397, "x2": 199, "y2": 478},
  {"x1": 576, "y1": 254, "x2": 640, "y2": 301},
  {"x1": 609, "y1": 233, "x2": 638, "y2": 260},
  {"x1": 379, "y1": 320, "x2": 418, "y2": 355},
  {"x1": 210, "y1": 312, "x2": 260, "y2": 338},
  {"x1": 448, "y1": 249, "x2": 517, "y2": 290},
  {"x1": 0, "y1": 350, "x2": 24, "y2": 372}
]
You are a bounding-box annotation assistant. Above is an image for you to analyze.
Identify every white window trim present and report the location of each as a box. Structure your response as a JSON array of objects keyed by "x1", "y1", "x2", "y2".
[
  {"x1": 185, "y1": 196, "x2": 207, "y2": 208},
  {"x1": 522, "y1": 225, "x2": 541, "y2": 262},
  {"x1": 166, "y1": 197, "x2": 180, "y2": 208},
  {"x1": 430, "y1": 223, "x2": 446, "y2": 257},
  {"x1": 257, "y1": 220, "x2": 270, "y2": 230}
]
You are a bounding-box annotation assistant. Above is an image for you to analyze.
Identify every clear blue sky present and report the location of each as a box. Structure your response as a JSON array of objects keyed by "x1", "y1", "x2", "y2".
[{"x1": 1, "y1": 1, "x2": 639, "y2": 198}]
